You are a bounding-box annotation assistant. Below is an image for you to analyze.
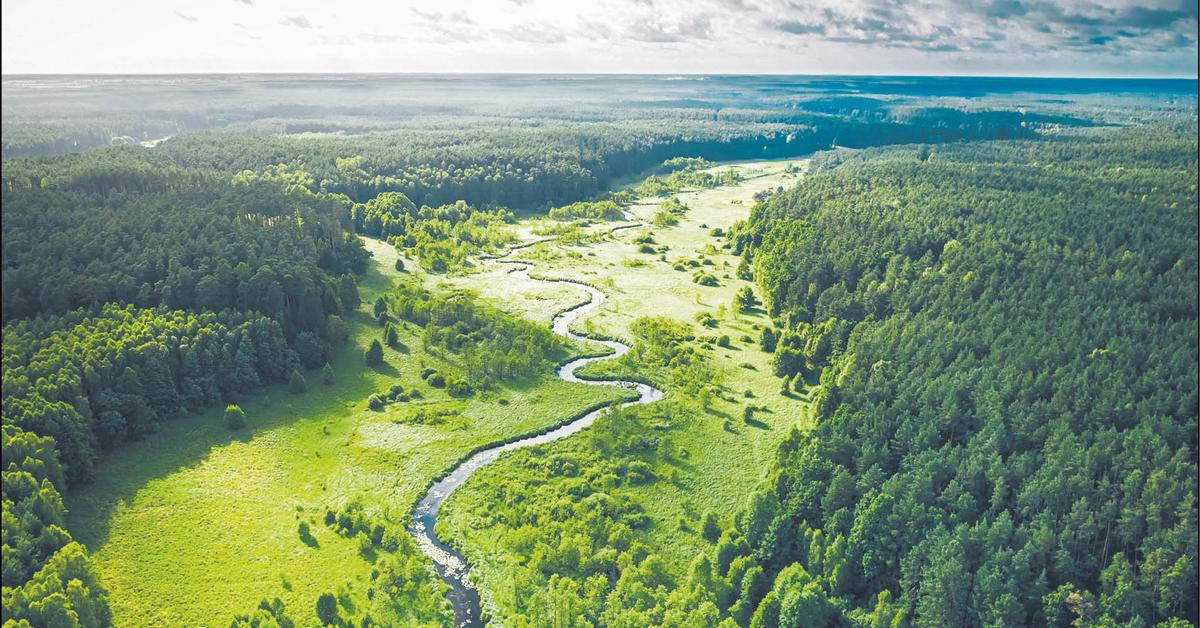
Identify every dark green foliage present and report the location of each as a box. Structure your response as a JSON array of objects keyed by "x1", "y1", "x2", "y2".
[
  {"x1": 388, "y1": 283, "x2": 565, "y2": 386},
  {"x1": 224, "y1": 405, "x2": 246, "y2": 431},
  {"x1": 446, "y1": 379, "x2": 474, "y2": 398},
  {"x1": 0, "y1": 147, "x2": 369, "y2": 625},
  {"x1": 701, "y1": 512, "x2": 722, "y2": 543},
  {"x1": 1, "y1": 425, "x2": 112, "y2": 625},
  {"x1": 383, "y1": 323, "x2": 399, "y2": 348},
  {"x1": 288, "y1": 370, "x2": 307, "y2": 395},
  {"x1": 735, "y1": 286, "x2": 759, "y2": 312},
  {"x1": 351, "y1": 195, "x2": 514, "y2": 272},
  {"x1": 3, "y1": 305, "x2": 299, "y2": 483},
  {"x1": 549, "y1": 200, "x2": 625, "y2": 221},
  {"x1": 315, "y1": 592, "x2": 338, "y2": 626},
  {"x1": 722, "y1": 126, "x2": 1198, "y2": 626},
  {"x1": 444, "y1": 405, "x2": 702, "y2": 625},
  {"x1": 393, "y1": 258, "x2": 405, "y2": 272},
  {"x1": 364, "y1": 340, "x2": 384, "y2": 367},
  {"x1": 652, "y1": 197, "x2": 687, "y2": 227},
  {"x1": 1, "y1": 178, "x2": 357, "y2": 330},
  {"x1": 759, "y1": 327, "x2": 778, "y2": 353},
  {"x1": 321, "y1": 363, "x2": 335, "y2": 386},
  {"x1": 231, "y1": 597, "x2": 294, "y2": 628},
  {"x1": 373, "y1": 297, "x2": 388, "y2": 319},
  {"x1": 736, "y1": 258, "x2": 753, "y2": 281},
  {"x1": 338, "y1": 275, "x2": 362, "y2": 312}
]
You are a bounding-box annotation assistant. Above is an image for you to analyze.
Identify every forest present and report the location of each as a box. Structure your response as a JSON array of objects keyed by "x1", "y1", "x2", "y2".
[
  {"x1": 1, "y1": 74, "x2": 1196, "y2": 628},
  {"x1": 726, "y1": 124, "x2": 1199, "y2": 625}
]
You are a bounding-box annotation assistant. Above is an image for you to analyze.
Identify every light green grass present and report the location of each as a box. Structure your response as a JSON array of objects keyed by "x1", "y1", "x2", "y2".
[
  {"x1": 64, "y1": 158, "x2": 810, "y2": 627},
  {"x1": 65, "y1": 237, "x2": 627, "y2": 627},
  {"x1": 439, "y1": 159, "x2": 815, "y2": 603}
]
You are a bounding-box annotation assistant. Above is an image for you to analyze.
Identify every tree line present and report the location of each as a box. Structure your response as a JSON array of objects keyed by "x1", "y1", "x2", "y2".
[{"x1": 2, "y1": 159, "x2": 365, "y2": 625}]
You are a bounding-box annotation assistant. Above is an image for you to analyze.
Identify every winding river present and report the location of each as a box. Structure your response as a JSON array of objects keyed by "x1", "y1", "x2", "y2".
[{"x1": 407, "y1": 228, "x2": 664, "y2": 627}]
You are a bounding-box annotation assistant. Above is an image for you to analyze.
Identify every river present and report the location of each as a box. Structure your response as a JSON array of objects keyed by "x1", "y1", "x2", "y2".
[{"x1": 407, "y1": 242, "x2": 664, "y2": 627}]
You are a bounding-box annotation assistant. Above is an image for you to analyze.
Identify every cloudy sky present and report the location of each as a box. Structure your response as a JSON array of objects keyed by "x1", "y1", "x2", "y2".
[{"x1": 2, "y1": 0, "x2": 1196, "y2": 76}]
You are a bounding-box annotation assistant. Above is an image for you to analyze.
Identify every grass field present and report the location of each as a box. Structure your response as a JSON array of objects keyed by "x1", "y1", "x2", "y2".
[
  {"x1": 63, "y1": 158, "x2": 811, "y2": 627},
  {"x1": 436, "y1": 158, "x2": 815, "y2": 618},
  {"x1": 64, "y1": 237, "x2": 627, "y2": 627}
]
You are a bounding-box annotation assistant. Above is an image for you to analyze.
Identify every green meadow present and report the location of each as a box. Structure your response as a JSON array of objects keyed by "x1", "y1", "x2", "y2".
[
  {"x1": 62, "y1": 158, "x2": 812, "y2": 626},
  {"x1": 436, "y1": 159, "x2": 816, "y2": 621},
  {"x1": 64, "y1": 237, "x2": 627, "y2": 626}
]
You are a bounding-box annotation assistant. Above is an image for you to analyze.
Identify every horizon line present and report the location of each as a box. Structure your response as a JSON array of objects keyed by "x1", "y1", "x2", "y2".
[{"x1": 2, "y1": 71, "x2": 1197, "y2": 81}]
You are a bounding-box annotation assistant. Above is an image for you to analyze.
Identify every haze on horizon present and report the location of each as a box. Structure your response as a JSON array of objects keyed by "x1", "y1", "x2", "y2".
[{"x1": 2, "y1": 0, "x2": 1196, "y2": 77}]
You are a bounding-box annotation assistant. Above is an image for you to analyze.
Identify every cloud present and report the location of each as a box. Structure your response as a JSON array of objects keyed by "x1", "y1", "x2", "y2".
[
  {"x1": 625, "y1": 14, "x2": 714, "y2": 42},
  {"x1": 411, "y1": 9, "x2": 476, "y2": 26},
  {"x1": 774, "y1": 20, "x2": 825, "y2": 35},
  {"x1": 232, "y1": 0, "x2": 252, "y2": 5},
  {"x1": 279, "y1": 15, "x2": 314, "y2": 29},
  {"x1": 757, "y1": 0, "x2": 1197, "y2": 54},
  {"x1": 500, "y1": 23, "x2": 567, "y2": 44},
  {"x1": 358, "y1": 31, "x2": 404, "y2": 44},
  {"x1": 174, "y1": 11, "x2": 198, "y2": 23},
  {"x1": 410, "y1": 8, "x2": 479, "y2": 41}
]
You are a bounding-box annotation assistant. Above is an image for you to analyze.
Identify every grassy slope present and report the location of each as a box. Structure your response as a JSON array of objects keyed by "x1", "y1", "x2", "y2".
[
  {"x1": 438, "y1": 159, "x2": 815, "y2": 604},
  {"x1": 64, "y1": 238, "x2": 627, "y2": 627}
]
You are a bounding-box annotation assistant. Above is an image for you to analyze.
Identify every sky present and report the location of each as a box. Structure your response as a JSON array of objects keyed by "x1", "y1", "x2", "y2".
[{"x1": 2, "y1": 0, "x2": 1196, "y2": 76}]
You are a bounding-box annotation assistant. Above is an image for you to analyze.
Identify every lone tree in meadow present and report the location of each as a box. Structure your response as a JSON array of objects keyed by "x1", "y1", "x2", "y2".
[
  {"x1": 321, "y1": 363, "x2": 335, "y2": 385},
  {"x1": 288, "y1": 369, "x2": 307, "y2": 394},
  {"x1": 224, "y1": 404, "x2": 246, "y2": 431},
  {"x1": 373, "y1": 297, "x2": 388, "y2": 318},
  {"x1": 384, "y1": 323, "x2": 399, "y2": 348},
  {"x1": 394, "y1": 258, "x2": 405, "y2": 272},
  {"x1": 365, "y1": 339, "x2": 384, "y2": 366}
]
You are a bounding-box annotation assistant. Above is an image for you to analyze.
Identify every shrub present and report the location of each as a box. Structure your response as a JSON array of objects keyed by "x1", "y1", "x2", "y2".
[
  {"x1": 384, "y1": 323, "x2": 399, "y2": 347},
  {"x1": 717, "y1": 335, "x2": 731, "y2": 348},
  {"x1": 224, "y1": 404, "x2": 246, "y2": 430},
  {"x1": 653, "y1": 210, "x2": 679, "y2": 227},
  {"x1": 394, "y1": 258, "x2": 405, "y2": 272},
  {"x1": 367, "y1": 394, "x2": 385, "y2": 411},
  {"x1": 447, "y1": 379, "x2": 473, "y2": 398}
]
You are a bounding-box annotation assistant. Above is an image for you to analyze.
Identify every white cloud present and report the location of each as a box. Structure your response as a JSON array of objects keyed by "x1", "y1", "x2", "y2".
[{"x1": 0, "y1": 0, "x2": 1194, "y2": 75}]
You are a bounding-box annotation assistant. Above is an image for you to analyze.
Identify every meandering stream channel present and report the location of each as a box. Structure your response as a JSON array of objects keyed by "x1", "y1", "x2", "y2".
[{"x1": 407, "y1": 232, "x2": 664, "y2": 627}]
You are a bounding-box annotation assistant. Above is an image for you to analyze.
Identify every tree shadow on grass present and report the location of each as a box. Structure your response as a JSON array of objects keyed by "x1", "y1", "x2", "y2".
[
  {"x1": 63, "y1": 313, "x2": 392, "y2": 552},
  {"x1": 299, "y1": 527, "x2": 321, "y2": 548},
  {"x1": 744, "y1": 417, "x2": 770, "y2": 430}
]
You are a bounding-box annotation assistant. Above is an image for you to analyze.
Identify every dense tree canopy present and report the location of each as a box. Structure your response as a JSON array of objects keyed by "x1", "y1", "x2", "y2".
[{"x1": 721, "y1": 123, "x2": 1198, "y2": 626}]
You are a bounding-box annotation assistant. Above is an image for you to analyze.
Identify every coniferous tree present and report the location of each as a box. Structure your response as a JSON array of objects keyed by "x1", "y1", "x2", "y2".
[{"x1": 364, "y1": 340, "x2": 384, "y2": 366}]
